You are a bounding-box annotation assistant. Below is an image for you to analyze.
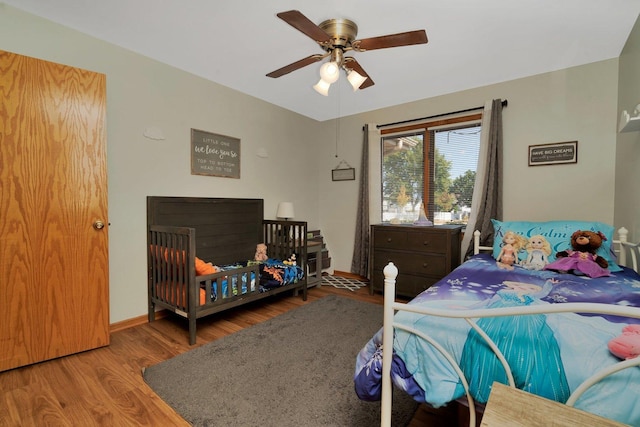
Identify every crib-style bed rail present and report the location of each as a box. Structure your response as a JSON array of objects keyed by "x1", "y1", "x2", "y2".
[
  {"x1": 379, "y1": 261, "x2": 640, "y2": 427},
  {"x1": 148, "y1": 225, "x2": 196, "y2": 313},
  {"x1": 263, "y1": 220, "x2": 308, "y2": 266}
]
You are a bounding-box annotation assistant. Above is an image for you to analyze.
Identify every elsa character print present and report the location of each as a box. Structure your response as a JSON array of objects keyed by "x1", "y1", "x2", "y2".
[
  {"x1": 458, "y1": 279, "x2": 570, "y2": 403},
  {"x1": 521, "y1": 234, "x2": 551, "y2": 270}
]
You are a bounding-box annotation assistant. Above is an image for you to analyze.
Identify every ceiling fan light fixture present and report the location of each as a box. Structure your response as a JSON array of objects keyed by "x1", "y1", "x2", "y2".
[
  {"x1": 319, "y1": 61, "x2": 340, "y2": 84},
  {"x1": 347, "y1": 69, "x2": 367, "y2": 91},
  {"x1": 313, "y1": 78, "x2": 331, "y2": 96}
]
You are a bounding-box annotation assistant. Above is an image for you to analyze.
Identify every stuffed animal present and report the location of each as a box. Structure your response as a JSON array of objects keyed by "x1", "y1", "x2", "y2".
[
  {"x1": 608, "y1": 324, "x2": 640, "y2": 360},
  {"x1": 254, "y1": 243, "x2": 268, "y2": 261},
  {"x1": 520, "y1": 234, "x2": 551, "y2": 271},
  {"x1": 283, "y1": 253, "x2": 297, "y2": 266},
  {"x1": 496, "y1": 230, "x2": 528, "y2": 270},
  {"x1": 544, "y1": 230, "x2": 610, "y2": 278}
]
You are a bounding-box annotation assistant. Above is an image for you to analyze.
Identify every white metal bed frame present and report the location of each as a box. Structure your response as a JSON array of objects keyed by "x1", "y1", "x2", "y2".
[{"x1": 380, "y1": 227, "x2": 640, "y2": 427}]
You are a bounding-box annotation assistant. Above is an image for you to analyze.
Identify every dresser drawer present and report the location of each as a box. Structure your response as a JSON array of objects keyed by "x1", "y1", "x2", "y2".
[
  {"x1": 373, "y1": 229, "x2": 409, "y2": 250},
  {"x1": 406, "y1": 231, "x2": 448, "y2": 254},
  {"x1": 372, "y1": 250, "x2": 446, "y2": 277}
]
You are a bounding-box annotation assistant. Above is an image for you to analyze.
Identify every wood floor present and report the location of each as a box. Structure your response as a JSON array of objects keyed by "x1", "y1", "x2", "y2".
[{"x1": 0, "y1": 283, "x2": 464, "y2": 426}]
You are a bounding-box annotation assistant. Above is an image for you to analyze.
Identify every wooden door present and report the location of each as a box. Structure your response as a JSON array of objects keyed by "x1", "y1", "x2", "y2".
[{"x1": 0, "y1": 50, "x2": 109, "y2": 371}]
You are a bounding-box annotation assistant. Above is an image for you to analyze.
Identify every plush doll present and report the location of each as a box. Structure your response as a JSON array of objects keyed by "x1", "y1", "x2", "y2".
[
  {"x1": 254, "y1": 243, "x2": 268, "y2": 262},
  {"x1": 608, "y1": 324, "x2": 640, "y2": 360},
  {"x1": 283, "y1": 253, "x2": 297, "y2": 266},
  {"x1": 520, "y1": 234, "x2": 551, "y2": 271},
  {"x1": 496, "y1": 230, "x2": 528, "y2": 270},
  {"x1": 544, "y1": 230, "x2": 610, "y2": 278}
]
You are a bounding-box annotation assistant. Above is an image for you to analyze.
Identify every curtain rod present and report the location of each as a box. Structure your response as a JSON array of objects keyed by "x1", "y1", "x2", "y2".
[{"x1": 376, "y1": 99, "x2": 508, "y2": 129}]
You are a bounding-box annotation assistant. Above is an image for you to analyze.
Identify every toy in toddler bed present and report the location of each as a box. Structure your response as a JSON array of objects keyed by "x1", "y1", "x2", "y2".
[
  {"x1": 354, "y1": 221, "x2": 640, "y2": 427},
  {"x1": 254, "y1": 243, "x2": 268, "y2": 261}
]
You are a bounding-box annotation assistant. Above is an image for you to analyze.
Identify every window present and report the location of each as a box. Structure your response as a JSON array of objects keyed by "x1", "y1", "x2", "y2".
[{"x1": 381, "y1": 114, "x2": 481, "y2": 225}]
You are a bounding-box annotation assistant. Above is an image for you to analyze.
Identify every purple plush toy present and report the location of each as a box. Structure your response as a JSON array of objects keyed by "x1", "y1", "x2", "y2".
[{"x1": 544, "y1": 230, "x2": 610, "y2": 278}]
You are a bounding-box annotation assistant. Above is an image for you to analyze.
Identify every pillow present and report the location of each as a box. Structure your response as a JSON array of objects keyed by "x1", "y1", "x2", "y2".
[
  {"x1": 490, "y1": 219, "x2": 622, "y2": 272},
  {"x1": 195, "y1": 256, "x2": 218, "y2": 275}
]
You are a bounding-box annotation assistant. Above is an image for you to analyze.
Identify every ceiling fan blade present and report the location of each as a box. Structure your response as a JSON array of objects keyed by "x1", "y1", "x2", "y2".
[
  {"x1": 353, "y1": 29, "x2": 428, "y2": 51},
  {"x1": 266, "y1": 54, "x2": 325, "y2": 78},
  {"x1": 276, "y1": 10, "x2": 331, "y2": 43},
  {"x1": 344, "y1": 58, "x2": 375, "y2": 89}
]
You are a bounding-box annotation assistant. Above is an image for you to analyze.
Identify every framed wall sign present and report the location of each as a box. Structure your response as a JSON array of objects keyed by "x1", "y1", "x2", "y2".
[
  {"x1": 332, "y1": 168, "x2": 356, "y2": 181},
  {"x1": 528, "y1": 141, "x2": 578, "y2": 166},
  {"x1": 331, "y1": 160, "x2": 356, "y2": 181},
  {"x1": 191, "y1": 128, "x2": 240, "y2": 178}
]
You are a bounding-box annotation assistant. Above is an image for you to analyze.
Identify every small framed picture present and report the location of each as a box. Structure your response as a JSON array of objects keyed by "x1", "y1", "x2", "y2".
[
  {"x1": 331, "y1": 168, "x2": 356, "y2": 181},
  {"x1": 528, "y1": 141, "x2": 578, "y2": 166}
]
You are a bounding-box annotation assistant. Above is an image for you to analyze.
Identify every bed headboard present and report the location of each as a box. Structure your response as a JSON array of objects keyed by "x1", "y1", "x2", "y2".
[{"x1": 147, "y1": 196, "x2": 264, "y2": 265}]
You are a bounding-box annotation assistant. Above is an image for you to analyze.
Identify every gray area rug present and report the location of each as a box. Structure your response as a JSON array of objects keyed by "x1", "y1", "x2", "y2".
[{"x1": 143, "y1": 295, "x2": 418, "y2": 426}]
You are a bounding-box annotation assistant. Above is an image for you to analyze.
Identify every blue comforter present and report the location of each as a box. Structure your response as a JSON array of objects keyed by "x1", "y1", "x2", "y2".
[{"x1": 354, "y1": 254, "x2": 640, "y2": 425}]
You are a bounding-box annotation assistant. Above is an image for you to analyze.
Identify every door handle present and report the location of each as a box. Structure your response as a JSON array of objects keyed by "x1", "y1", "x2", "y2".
[{"x1": 93, "y1": 220, "x2": 105, "y2": 230}]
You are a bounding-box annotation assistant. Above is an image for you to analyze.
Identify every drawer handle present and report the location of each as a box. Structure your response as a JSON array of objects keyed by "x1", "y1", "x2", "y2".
[
  {"x1": 422, "y1": 262, "x2": 429, "y2": 268},
  {"x1": 387, "y1": 238, "x2": 392, "y2": 242},
  {"x1": 423, "y1": 241, "x2": 430, "y2": 246}
]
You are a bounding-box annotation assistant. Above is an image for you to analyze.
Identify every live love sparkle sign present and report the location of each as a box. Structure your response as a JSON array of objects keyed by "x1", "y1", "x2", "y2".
[{"x1": 191, "y1": 129, "x2": 240, "y2": 178}]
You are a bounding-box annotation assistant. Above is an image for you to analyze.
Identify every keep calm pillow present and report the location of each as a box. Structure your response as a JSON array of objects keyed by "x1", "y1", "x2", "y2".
[{"x1": 491, "y1": 219, "x2": 621, "y2": 272}]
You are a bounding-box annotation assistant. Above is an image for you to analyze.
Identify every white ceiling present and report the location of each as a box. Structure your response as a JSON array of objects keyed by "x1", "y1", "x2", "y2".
[{"x1": 6, "y1": 0, "x2": 640, "y2": 121}]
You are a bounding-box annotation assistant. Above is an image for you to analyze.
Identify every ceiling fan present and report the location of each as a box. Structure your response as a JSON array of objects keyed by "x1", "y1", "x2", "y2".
[{"x1": 266, "y1": 10, "x2": 428, "y2": 95}]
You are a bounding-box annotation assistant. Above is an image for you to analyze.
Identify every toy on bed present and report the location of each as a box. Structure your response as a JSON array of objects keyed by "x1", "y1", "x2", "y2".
[
  {"x1": 254, "y1": 243, "x2": 268, "y2": 261},
  {"x1": 544, "y1": 230, "x2": 610, "y2": 278},
  {"x1": 520, "y1": 235, "x2": 551, "y2": 270},
  {"x1": 495, "y1": 230, "x2": 527, "y2": 270},
  {"x1": 283, "y1": 253, "x2": 297, "y2": 266},
  {"x1": 608, "y1": 324, "x2": 640, "y2": 360}
]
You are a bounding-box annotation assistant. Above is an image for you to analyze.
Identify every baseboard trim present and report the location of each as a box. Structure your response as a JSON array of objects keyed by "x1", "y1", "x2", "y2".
[{"x1": 109, "y1": 310, "x2": 168, "y2": 334}]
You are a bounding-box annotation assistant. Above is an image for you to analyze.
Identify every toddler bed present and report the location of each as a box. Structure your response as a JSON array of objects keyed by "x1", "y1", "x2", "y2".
[
  {"x1": 354, "y1": 220, "x2": 640, "y2": 426},
  {"x1": 147, "y1": 197, "x2": 307, "y2": 345}
]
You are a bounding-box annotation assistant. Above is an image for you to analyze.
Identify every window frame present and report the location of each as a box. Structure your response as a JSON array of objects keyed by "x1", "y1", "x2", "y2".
[{"x1": 380, "y1": 113, "x2": 482, "y2": 223}]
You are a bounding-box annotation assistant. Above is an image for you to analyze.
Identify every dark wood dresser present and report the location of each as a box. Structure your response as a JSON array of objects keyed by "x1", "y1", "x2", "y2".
[{"x1": 370, "y1": 224, "x2": 463, "y2": 297}]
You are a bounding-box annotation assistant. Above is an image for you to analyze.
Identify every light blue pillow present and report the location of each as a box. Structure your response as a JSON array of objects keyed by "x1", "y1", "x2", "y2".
[{"x1": 490, "y1": 219, "x2": 621, "y2": 272}]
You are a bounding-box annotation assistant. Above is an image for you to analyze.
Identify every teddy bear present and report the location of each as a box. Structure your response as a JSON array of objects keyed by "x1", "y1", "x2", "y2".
[
  {"x1": 608, "y1": 324, "x2": 640, "y2": 360},
  {"x1": 544, "y1": 230, "x2": 610, "y2": 278},
  {"x1": 254, "y1": 243, "x2": 268, "y2": 261}
]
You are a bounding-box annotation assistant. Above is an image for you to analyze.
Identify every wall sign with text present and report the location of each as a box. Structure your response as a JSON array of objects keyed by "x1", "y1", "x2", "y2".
[
  {"x1": 191, "y1": 129, "x2": 240, "y2": 178},
  {"x1": 528, "y1": 141, "x2": 578, "y2": 166}
]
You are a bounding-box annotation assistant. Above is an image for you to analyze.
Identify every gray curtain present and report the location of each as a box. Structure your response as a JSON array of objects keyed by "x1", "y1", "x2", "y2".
[
  {"x1": 351, "y1": 124, "x2": 370, "y2": 277},
  {"x1": 461, "y1": 99, "x2": 503, "y2": 259}
]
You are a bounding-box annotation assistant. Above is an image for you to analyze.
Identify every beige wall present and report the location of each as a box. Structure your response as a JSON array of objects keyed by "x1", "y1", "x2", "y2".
[
  {"x1": 0, "y1": 5, "x2": 324, "y2": 323},
  {"x1": 615, "y1": 14, "x2": 640, "y2": 243},
  {"x1": 1, "y1": 4, "x2": 634, "y2": 322},
  {"x1": 319, "y1": 59, "x2": 620, "y2": 273}
]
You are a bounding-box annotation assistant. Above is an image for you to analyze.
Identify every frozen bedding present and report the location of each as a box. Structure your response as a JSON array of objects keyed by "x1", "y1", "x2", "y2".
[
  {"x1": 354, "y1": 253, "x2": 640, "y2": 425},
  {"x1": 209, "y1": 258, "x2": 304, "y2": 300}
]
